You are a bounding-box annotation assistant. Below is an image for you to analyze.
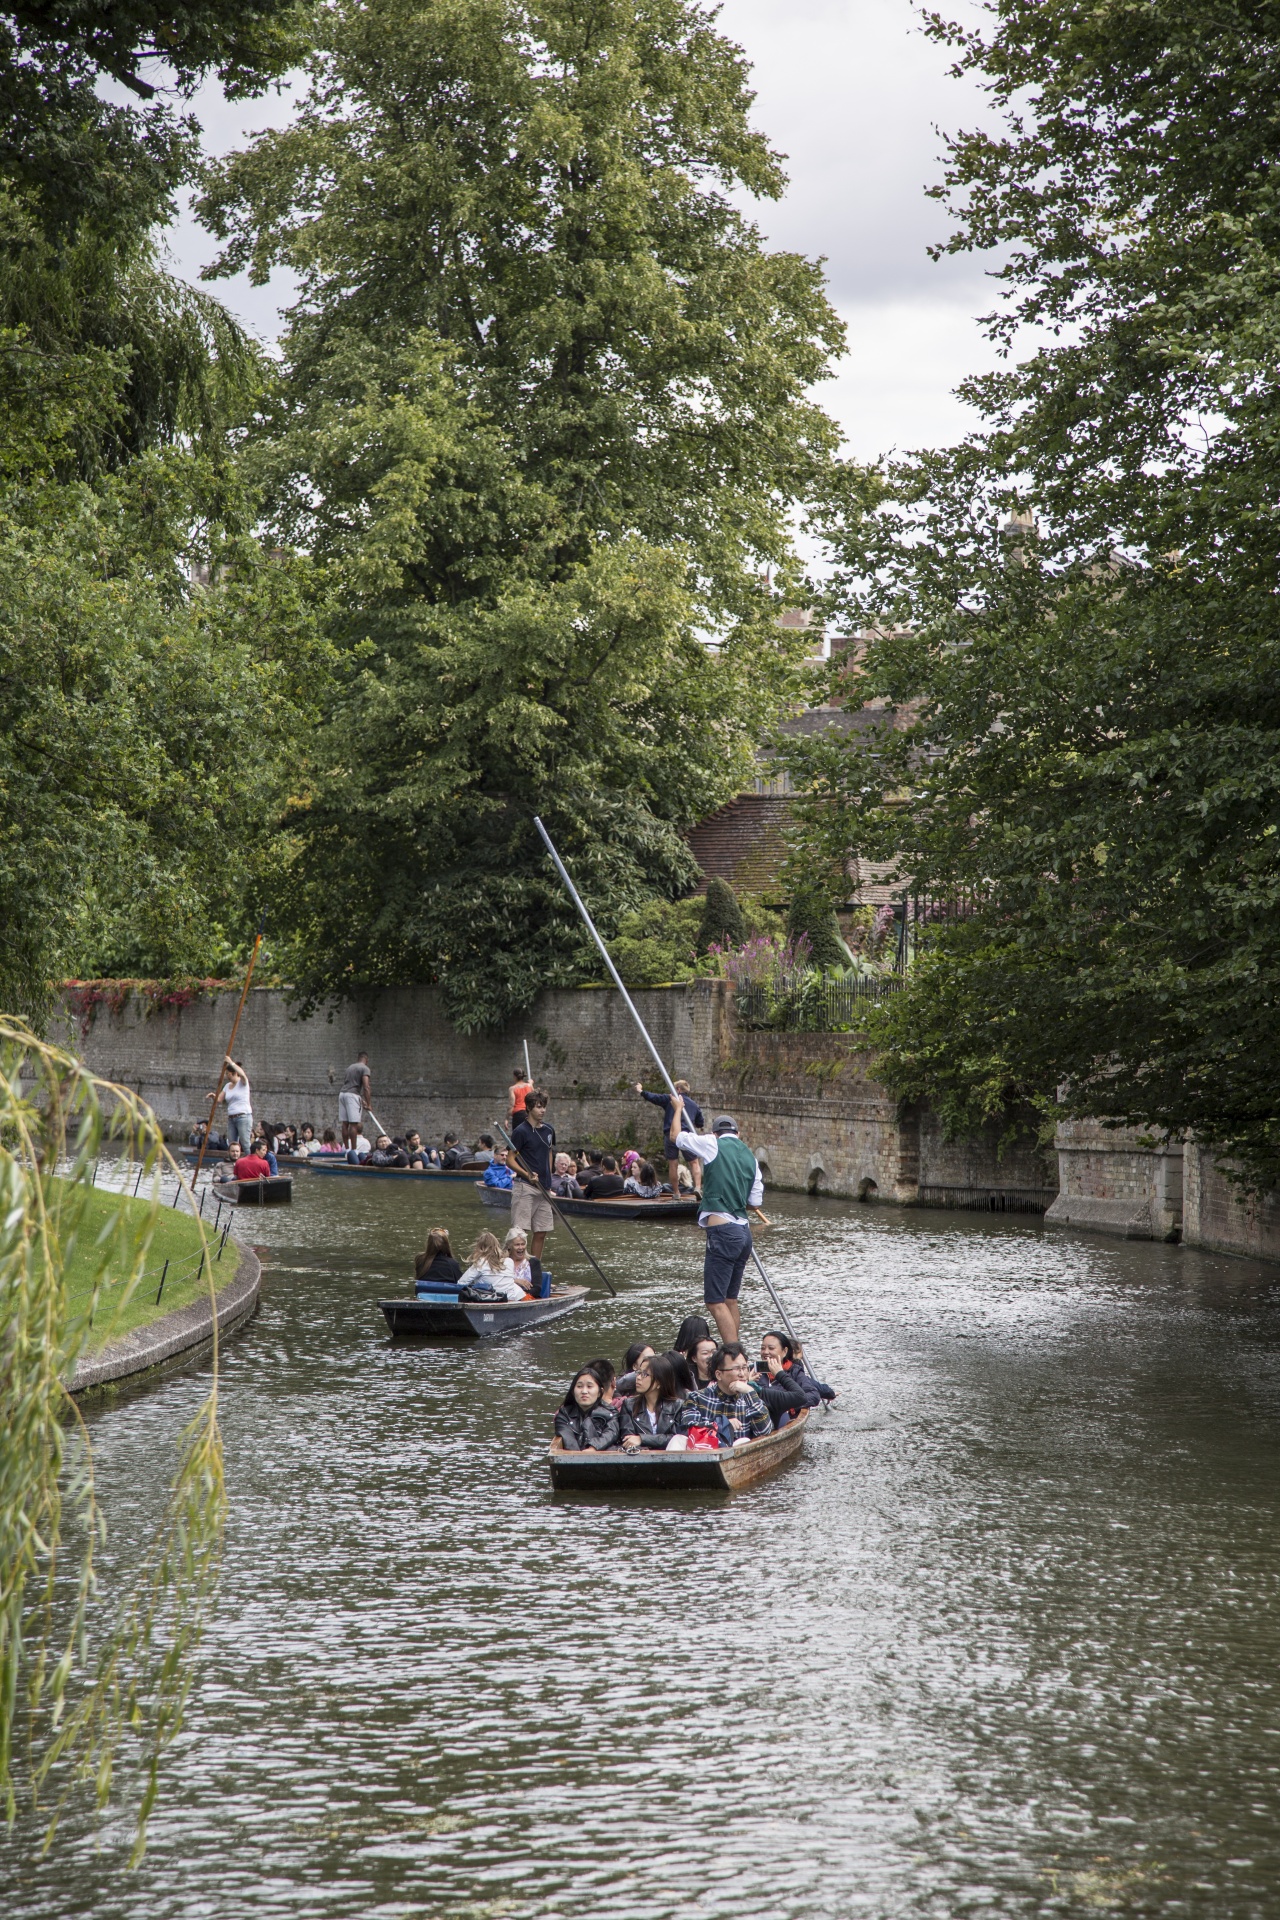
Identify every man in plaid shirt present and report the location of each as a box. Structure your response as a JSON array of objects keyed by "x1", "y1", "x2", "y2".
[{"x1": 681, "y1": 1343, "x2": 774, "y2": 1442}]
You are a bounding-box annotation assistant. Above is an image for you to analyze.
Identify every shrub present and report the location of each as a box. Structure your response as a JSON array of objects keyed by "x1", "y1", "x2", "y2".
[{"x1": 697, "y1": 876, "x2": 745, "y2": 953}]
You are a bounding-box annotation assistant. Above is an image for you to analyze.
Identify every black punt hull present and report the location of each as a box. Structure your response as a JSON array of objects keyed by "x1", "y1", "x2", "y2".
[{"x1": 379, "y1": 1286, "x2": 588, "y2": 1339}]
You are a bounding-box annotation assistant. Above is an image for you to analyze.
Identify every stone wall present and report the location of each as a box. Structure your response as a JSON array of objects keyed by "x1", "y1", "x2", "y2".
[
  {"x1": 55, "y1": 981, "x2": 1054, "y2": 1210},
  {"x1": 1045, "y1": 1119, "x2": 1184, "y2": 1242},
  {"x1": 1183, "y1": 1142, "x2": 1280, "y2": 1262}
]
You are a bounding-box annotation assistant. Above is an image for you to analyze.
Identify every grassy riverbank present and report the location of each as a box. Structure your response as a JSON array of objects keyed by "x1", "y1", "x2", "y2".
[{"x1": 60, "y1": 1183, "x2": 221, "y2": 1352}]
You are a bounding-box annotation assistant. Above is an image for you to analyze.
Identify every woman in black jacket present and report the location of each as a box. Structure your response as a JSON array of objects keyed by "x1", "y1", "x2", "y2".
[
  {"x1": 554, "y1": 1367, "x2": 621, "y2": 1451},
  {"x1": 756, "y1": 1330, "x2": 837, "y2": 1406},
  {"x1": 414, "y1": 1227, "x2": 462, "y2": 1288},
  {"x1": 620, "y1": 1354, "x2": 686, "y2": 1451}
]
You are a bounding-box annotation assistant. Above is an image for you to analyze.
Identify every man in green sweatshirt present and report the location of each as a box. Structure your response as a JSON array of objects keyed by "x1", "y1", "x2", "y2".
[{"x1": 670, "y1": 1095, "x2": 764, "y2": 1344}]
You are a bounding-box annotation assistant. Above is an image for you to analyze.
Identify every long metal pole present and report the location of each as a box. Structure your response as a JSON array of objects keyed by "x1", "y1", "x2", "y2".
[
  {"x1": 491, "y1": 1117, "x2": 617, "y2": 1297},
  {"x1": 532, "y1": 817, "x2": 812, "y2": 1362}
]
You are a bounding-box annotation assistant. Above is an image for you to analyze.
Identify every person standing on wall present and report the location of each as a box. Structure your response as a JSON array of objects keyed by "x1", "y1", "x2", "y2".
[
  {"x1": 635, "y1": 1077, "x2": 704, "y2": 1198},
  {"x1": 510, "y1": 1089, "x2": 556, "y2": 1272},
  {"x1": 339, "y1": 1052, "x2": 372, "y2": 1150},
  {"x1": 509, "y1": 1061, "x2": 534, "y2": 1128},
  {"x1": 670, "y1": 1096, "x2": 764, "y2": 1345},
  {"x1": 212, "y1": 1057, "x2": 254, "y2": 1154}
]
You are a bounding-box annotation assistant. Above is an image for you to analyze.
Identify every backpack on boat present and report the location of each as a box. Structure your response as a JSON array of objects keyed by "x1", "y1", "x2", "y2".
[{"x1": 458, "y1": 1281, "x2": 499, "y2": 1302}]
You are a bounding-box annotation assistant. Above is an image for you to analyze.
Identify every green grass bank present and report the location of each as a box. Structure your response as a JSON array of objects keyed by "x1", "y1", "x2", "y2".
[{"x1": 60, "y1": 1181, "x2": 218, "y2": 1353}]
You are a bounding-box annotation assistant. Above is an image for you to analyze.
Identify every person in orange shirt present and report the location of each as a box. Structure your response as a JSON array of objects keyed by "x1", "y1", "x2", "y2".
[{"x1": 508, "y1": 1063, "x2": 533, "y2": 1126}]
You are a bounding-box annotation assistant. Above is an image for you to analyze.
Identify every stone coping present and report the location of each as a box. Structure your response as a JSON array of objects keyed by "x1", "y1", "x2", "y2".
[{"x1": 69, "y1": 1239, "x2": 262, "y2": 1394}]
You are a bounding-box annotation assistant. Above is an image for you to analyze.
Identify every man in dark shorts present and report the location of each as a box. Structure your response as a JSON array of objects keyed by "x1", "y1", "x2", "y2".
[
  {"x1": 510, "y1": 1090, "x2": 556, "y2": 1265},
  {"x1": 635, "y1": 1078, "x2": 703, "y2": 1196},
  {"x1": 670, "y1": 1097, "x2": 764, "y2": 1343}
]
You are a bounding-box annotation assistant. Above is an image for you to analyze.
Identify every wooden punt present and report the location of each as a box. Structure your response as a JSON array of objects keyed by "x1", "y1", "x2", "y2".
[
  {"x1": 549, "y1": 1408, "x2": 808, "y2": 1491},
  {"x1": 476, "y1": 1180, "x2": 511, "y2": 1209},
  {"x1": 379, "y1": 1285, "x2": 588, "y2": 1339},
  {"x1": 211, "y1": 1174, "x2": 294, "y2": 1206},
  {"x1": 302, "y1": 1160, "x2": 489, "y2": 1181},
  {"x1": 550, "y1": 1193, "x2": 701, "y2": 1222}
]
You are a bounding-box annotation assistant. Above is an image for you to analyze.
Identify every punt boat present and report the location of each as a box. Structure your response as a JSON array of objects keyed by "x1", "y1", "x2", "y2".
[
  {"x1": 550, "y1": 1193, "x2": 700, "y2": 1222},
  {"x1": 379, "y1": 1285, "x2": 588, "y2": 1339},
  {"x1": 302, "y1": 1160, "x2": 489, "y2": 1181},
  {"x1": 210, "y1": 1174, "x2": 294, "y2": 1206},
  {"x1": 549, "y1": 1408, "x2": 808, "y2": 1491}
]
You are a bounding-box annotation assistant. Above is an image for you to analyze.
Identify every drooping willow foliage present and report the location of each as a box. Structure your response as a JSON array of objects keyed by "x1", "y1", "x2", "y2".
[{"x1": 0, "y1": 1018, "x2": 225, "y2": 1860}]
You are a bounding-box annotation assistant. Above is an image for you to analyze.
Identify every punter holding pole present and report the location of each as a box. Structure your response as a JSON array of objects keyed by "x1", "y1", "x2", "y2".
[{"x1": 532, "y1": 816, "x2": 812, "y2": 1364}]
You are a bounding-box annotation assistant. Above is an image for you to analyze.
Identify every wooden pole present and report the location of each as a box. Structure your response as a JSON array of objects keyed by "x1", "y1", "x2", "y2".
[{"x1": 192, "y1": 910, "x2": 267, "y2": 1192}]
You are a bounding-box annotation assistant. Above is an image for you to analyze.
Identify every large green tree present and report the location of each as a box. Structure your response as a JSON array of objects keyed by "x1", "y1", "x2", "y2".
[
  {"x1": 199, "y1": 0, "x2": 843, "y2": 1026},
  {"x1": 0, "y1": 0, "x2": 329, "y2": 1021},
  {"x1": 785, "y1": 0, "x2": 1280, "y2": 1185}
]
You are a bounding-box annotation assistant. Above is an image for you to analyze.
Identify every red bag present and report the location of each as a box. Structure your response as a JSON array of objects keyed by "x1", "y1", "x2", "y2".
[{"x1": 685, "y1": 1425, "x2": 720, "y2": 1452}]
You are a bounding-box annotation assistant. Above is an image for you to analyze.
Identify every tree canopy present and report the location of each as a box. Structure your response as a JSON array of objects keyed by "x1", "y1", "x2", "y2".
[
  {"x1": 199, "y1": 0, "x2": 843, "y2": 1026},
  {"x1": 786, "y1": 0, "x2": 1280, "y2": 1186}
]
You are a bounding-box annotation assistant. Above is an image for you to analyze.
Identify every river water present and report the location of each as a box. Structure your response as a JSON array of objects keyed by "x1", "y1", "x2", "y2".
[{"x1": 9, "y1": 1177, "x2": 1280, "y2": 1917}]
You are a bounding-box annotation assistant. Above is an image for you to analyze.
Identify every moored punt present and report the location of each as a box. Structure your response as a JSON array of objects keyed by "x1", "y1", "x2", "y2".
[
  {"x1": 549, "y1": 1193, "x2": 701, "y2": 1222},
  {"x1": 379, "y1": 1285, "x2": 588, "y2": 1339},
  {"x1": 211, "y1": 1174, "x2": 294, "y2": 1206},
  {"x1": 476, "y1": 1180, "x2": 511, "y2": 1209},
  {"x1": 302, "y1": 1160, "x2": 489, "y2": 1181},
  {"x1": 549, "y1": 1408, "x2": 808, "y2": 1491}
]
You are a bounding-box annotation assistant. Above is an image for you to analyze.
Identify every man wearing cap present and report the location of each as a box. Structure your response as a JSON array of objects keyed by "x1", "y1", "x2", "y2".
[{"x1": 669, "y1": 1096, "x2": 764, "y2": 1344}]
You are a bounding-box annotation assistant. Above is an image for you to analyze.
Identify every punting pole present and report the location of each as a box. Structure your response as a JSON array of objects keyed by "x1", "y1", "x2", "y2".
[
  {"x1": 491, "y1": 1116, "x2": 617, "y2": 1298},
  {"x1": 193, "y1": 909, "x2": 267, "y2": 1192},
  {"x1": 531, "y1": 816, "x2": 813, "y2": 1363},
  {"x1": 523, "y1": 1038, "x2": 532, "y2": 1082}
]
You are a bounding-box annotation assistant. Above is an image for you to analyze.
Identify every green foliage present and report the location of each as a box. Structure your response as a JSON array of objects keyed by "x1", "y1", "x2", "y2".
[
  {"x1": 199, "y1": 0, "x2": 842, "y2": 1023},
  {"x1": 786, "y1": 0, "x2": 1280, "y2": 1188},
  {"x1": 0, "y1": 1021, "x2": 224, "y2": 1856},
  {"x1": 697, "y1": 876, "x2": 745, "y2": 954},
  {"x1": 785, "y1": 882, "x2": 850, "y2": 973},
  {"x1": 612, "y1": 895, "x2": 707, "y2": 987}
]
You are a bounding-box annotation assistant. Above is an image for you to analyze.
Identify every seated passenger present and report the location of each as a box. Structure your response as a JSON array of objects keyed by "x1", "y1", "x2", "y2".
[
  {"x1": 188, "y1": 1121, "x2": 212, "y2": 1151},
  {"x1": 415, "y1": 1227, "x2": 463, "y2": 1288},
  {"x1": 585, "y1": 1357, "x2": 618, "y2": 1406},
  {"x1": 233, "y1": 1146, "x2": 273, "y2": 1181},
  {"x1": 623, "y1": 1159, "x2": 664, "y2": 1199},
  {"x1": 317, "y1": 1128, "x2": 342, "y2": 1154},
  {"x1": 503, "y1": 1227, "x2": 533, "y2": 1285},
  {"x1": 296, "y1": 1124, "x2": 321, "y2": 1157},
  {"x1": 616, "y1": 1339, "x2": 655, "y2": 1398},
  {"x1": 682, "y1": 1343, "x2": 778, "y2": 1443},
  {"x1": 458, "y1": 1231, "x2": 527, "y2": 1301},
  {"x1": 367, "y1": 1133, "x2": 409, "y2": 1168},
  {"x1": 471, "y1": 1134, "x2": 495, "y2": 1166},
  {"x1": 250, "y1": 1135, "x2": 279, "y2": 1176},
  {"x1": 440, "y1": 1133, "x2": 468, "y2": 1168},
  {"x1": 674, "y1": 1314, "x2": 712, "y2": 1361},
  {"x1": 550, "y1": 1152, "x2": 582, "y2": 1197},
  {"x1": 404, "y1": 1129, "x2": 439, "y2": 1168},
  {"x1": 554, "y1": 1367, "x2": 621, "y2": 1452},
  {"x1": 662, "y1": 1349, "x2": 696, "y2": 1395},
  {"x1": 483, "y1": 1147, "x2": 515, "y2": 1190},
  {"x1": 620, "y1": 1353, "x2": 687, "y2": 1451},
  {"x1": 755, "y1": 1330, "x2": 837, "y2": 1404},
  {"x1": 580, "y1": 1153, "x2": 625, "y2": 1199}
]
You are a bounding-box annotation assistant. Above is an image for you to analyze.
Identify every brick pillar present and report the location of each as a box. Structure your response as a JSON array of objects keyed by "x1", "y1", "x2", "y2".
[{"x1": 895, "y1": 1099, "x2": 920, "y2": 1203}]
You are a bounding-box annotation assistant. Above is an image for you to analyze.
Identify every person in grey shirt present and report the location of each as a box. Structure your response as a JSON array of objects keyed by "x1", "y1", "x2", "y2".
[{"x1": 339, "y1": 1052, "x2": 371, "y2": 1148}]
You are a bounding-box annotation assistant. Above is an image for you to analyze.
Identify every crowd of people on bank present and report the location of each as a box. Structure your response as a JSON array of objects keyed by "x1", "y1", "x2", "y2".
[{"x1": 552, "y1": 1314, "x2": 836, "y2": 1453}]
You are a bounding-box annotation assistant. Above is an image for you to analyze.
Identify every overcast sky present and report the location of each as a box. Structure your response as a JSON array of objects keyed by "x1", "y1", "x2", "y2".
[{"x1": 161, "y1": 0, "x2": 1002, "y2": 465}]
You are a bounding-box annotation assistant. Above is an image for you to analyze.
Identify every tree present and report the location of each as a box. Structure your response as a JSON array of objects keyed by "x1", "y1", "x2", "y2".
[
  {"x1": 0, "y1": 1022, "x2": 223, "y2": 1856},
  {"x1": 785, "y1": 881, "x2": 849, "y2": 973},
  {"x1": 199, "y1": 0, "x2": 843, "y2": 1026},
  {"x1": 697, "y1": 876, "x2": 745, "y2": 954},
  {"x1": 786, "y1": 1, "x2": 1280, "y2": 1185}
]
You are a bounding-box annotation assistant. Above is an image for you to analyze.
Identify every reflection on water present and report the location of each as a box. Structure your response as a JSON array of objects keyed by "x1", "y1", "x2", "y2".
[{"x1": 9, "y1": 1175, "x2": 1280, "y2": 1917}]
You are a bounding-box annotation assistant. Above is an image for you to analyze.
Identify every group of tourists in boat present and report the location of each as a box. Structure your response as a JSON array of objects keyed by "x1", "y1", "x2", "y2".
[{"x1": 554, "y1": 1317, "x2": 836, "y2": 1454}]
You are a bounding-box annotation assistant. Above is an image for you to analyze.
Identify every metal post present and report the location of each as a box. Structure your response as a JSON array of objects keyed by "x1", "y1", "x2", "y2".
[
  {"x1": 133, "y1": 1162, "x2": 144, "y2": 1198},
  {"x1": 156, "y1": 1259, "x2": 169, "y2": 1305}
]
